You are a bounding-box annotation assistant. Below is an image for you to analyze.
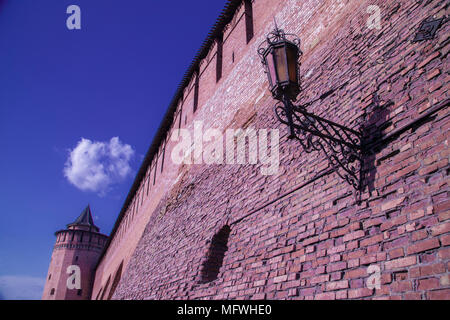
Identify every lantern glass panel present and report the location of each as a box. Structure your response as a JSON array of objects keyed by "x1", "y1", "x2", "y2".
[
  {"x1": 274, "y1": 45, "x2": 289, "y2": 83},
  {"x1": 265, "y1": 50, "x2": 277, "y2": 88},
  {"x1": 286, "y1": 44, "x2": 298, "y2": 84}
]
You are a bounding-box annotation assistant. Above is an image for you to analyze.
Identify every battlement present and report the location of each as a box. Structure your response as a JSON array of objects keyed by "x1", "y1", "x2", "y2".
[{"x1": 53, "y1": 229, "x2": 107, "y2": 252}]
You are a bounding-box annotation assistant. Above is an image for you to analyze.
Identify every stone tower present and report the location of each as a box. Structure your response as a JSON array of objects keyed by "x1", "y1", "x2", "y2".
[{"x1": 42, "y1": 205, "x2": 108, "y2": 300}]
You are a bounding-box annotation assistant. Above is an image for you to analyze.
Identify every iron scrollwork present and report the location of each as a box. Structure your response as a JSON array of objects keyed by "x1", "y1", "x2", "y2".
[{"x1": 274, "y1": 99, "x2": 364, "y2": 194}]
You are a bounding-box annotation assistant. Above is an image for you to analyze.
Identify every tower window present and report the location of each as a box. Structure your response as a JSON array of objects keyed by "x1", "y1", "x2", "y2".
[
  {"x1": 107, "y1": 261, "x2": 123, "y2": 300},
  {"x1": 50, "y1": 288, "x2": 55, "y2": 295},
  {"x1": 153, "y1": 158, "x2": 158, "y2": 185},
  {"x1": 216, "y1": 34, "x2": 223, "y2": 82},
  {"x1": 161, "y1": 143, "x2": 166, "y2": 173},
  {"x1": 48, "y1": 274, "x2": 51, "y2": 280},
  {"x1": 200, "y1": 225, "x2": 231, "y2": 283},
  {"x1": 193, "y1": 69, "x2": 199, "y2": 113},
  {"x1": 146, "y1": 171, "x2": 151, "y2": 196},
  {"x1": 99, "y1": 276, "x2": 111, "y2": 300},
  {"x1": 77, "y1": 289, "x2": 82, "y2": 296},
  {"x1": 95, "y1": 287, "x2": 103, "y2": 300},
  {"x1": 244, "y1": 0, "x2": 254, "y2": 43}
]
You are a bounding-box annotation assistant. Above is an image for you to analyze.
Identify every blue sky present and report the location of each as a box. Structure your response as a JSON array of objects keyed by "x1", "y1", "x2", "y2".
[{"x1": 0, "y1": 0, "x2": 226, "y2": 299}]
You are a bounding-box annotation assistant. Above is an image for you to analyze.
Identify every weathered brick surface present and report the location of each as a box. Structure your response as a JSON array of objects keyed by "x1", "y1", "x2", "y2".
[{"x1": 91, "y1": 0, "x2": 449, "y2": 300}]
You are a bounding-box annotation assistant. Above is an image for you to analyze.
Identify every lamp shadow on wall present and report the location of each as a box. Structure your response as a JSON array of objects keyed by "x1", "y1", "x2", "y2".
[{"x1": 360, "y1": 93, "x2": 394, "y2": 194}]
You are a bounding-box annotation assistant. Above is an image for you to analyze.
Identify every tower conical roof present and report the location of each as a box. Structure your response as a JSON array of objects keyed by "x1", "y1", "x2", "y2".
[{"x1": 67, "y1": 205, "x2": 99, "y2": 232}]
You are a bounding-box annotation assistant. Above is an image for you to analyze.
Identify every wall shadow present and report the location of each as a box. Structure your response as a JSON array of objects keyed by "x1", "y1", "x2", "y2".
[{"x1": 360, "y1": 93, "x2": 394, "y2": 194}]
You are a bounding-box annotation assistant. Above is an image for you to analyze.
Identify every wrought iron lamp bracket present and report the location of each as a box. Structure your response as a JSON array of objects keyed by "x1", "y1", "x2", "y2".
[
  {"x1": 258, "y1": 22, "x2": 365, "y2": 197},
  {"x1": 274, "y1": 97, "x2": 364, "y2": 194}
]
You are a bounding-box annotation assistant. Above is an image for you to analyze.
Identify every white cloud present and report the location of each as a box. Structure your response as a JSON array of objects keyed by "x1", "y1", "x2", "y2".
[
  {"x1": 0, "y1": 275, "x2": 45, "y2": 300},
  {"x1": 64, "y1": 137, "x2": 135, "y2": 195}
]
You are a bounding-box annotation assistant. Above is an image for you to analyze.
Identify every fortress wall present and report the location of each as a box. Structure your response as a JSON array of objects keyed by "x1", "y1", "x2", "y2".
[{"x1": 95, "y1": 0, "x2": 449, "y2": 300}]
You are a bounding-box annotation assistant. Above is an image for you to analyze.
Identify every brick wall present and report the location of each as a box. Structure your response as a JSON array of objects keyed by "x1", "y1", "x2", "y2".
[{"x1": 96, "y1": 0, "x2": 449, "y2": 300}]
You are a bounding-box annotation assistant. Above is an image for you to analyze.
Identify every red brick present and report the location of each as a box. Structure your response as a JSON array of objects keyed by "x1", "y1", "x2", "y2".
[
  {"x1": 441, "y1": 234, "x2": 450, "y2": 246},
  {"x1": 251, "y1": 293, "x2": 266, "y2": 300},
  {"x1": 410, "y1": 267, "x2": 420, "y2": 278},
  {"x1": 435, "y1": 200, "x2": 450, "y2": 214},
  {"x1": 438, "y1": 247, "x2": 450, "y2": 259},
  {"x1": 381, "y1": 215, "x2": 407, "y2": 232},
  {"x1": 344, "y1": 268, "x2": 367, "y2": 279},
  {"x1": 326, "y1": 280, "x2": 349, "y2": 291},
  {"x1": 407, "y1": 238, "x2": 440, "y2": 255},
  {"x1": 381, "y1": 273, "x2": 392, "y2": 284},
  {"x1": 381, "y1": 197, "x2": 406, "y2": 212},
  {"x1": 385, "y1": 256, "x2": 417, "y2": 270},
  {"x1": 417, "y1": 52, "x2": 440, "y2": 69},
  {"x1": 431, "y1": 222, "x2": 450, "y2": 236},
  {"x1": 404, "y1": 292, "x2": 422, "y2": 300},
  {"x1": 438, "y1": 210, "x2": 450, "y2": 222},
  {"x1": 343, "y1": 230, "x2": 365, "y2": 242},
  {"x1": 440, "y1": 275, "x2": 449, "y2": 286},
  {"x1": 288, "y1": 288, "x2": 299, "y2": 297},
  {"x1": 310, "y1": 274, "x2": 330, "y2": 285},
  {"x1": 389, "y1": 248, "x2": 404, "y2": 259},
  {"x1": 336, "y1": 290, "x2": 347, "y2": 299},
  {"x1": 428, "y1": 289, "x2": 450, "y2": 300},
  {"x1": 360, "y1": 234, "x2": 383, "y2": 247},
  {"x1": 418, "y1": 278, "x2": 440, "y2": 291},
  {"x1": 348, "y1": 288, "x2": 373, "y2": 299},
  {"x1": 314, "y1": 292, "x2": 336, "y2": 300},
  {"x1": 411, "y1": 230, "x2": 427, "y2": 241},
  {"x1": 273, "y1": 275, "x2": 288, "y2": 284},
  {"x1": 327, "y1": 261, "x2": 347, "y2": 272},
  {"x1": 426, "y1": 69, "x2": 441, "y2": 81},
  {"x1": 391, "y1": 280, "x2": 412, "y2": 292},
  {"x1": 420, "y1": 263, "x2": 445, "y2": 277}
]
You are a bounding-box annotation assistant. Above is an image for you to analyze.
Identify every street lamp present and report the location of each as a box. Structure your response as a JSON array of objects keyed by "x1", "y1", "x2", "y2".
[
  {"x1": 258, "y1": 23, "x2": 365, "y2": 194},
  {"x1": 258, "y1": 27, "x2": 301, "y2": 101}
]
